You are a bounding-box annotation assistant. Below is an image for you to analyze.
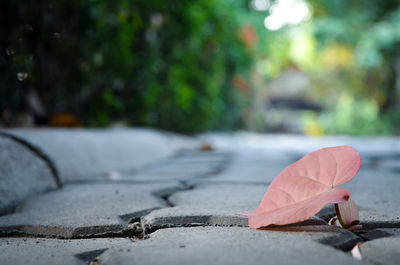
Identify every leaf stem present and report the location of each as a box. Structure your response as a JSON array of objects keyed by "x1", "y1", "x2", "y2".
[{"x1": 334, "y1": 203, "x2": 347, "y2": 228}]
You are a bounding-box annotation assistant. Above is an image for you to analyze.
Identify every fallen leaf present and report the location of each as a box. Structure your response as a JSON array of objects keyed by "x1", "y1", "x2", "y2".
[
  {"x1": 335, "y1": 198, "x2": 360, "y2": 228},
  {"x1": 50, "y1": 113, "x2": 82, "y2": 127},
  {"x1": 200, "y1": 142, "x2": 214, "y2": 151},
  {"x1": 239, "y1": 146, "x2": 361, "y2": 228}
]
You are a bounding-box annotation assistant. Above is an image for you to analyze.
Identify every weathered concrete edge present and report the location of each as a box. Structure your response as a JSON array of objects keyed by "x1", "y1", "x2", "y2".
[
  {"x1": 0, "y1": 130, "x2": 62, "y2": 188},
  {"x1": 0, "y1": 207, "x2": 160, "y2": 239},
  {"x1": 0, "y1": 183, "x2": 185, "y2": 239},
  {"x1": 1, "y1": 128, "x2": 200, "y2": 184}
]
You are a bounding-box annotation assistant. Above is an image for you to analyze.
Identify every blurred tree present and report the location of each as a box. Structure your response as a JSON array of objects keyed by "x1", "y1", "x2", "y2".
[
  {"x1": 308, "y1": 0, "x2": 400, "y2": 108},
  {"x1": 302, "y1": 0, "x2": 400, "y2": 134},
  {"x1": 0, "y1": 0, "x2": 251, "y2": 133},
  {"x1": 251, "y1": 0, "x2": 400, "y2": 135}
]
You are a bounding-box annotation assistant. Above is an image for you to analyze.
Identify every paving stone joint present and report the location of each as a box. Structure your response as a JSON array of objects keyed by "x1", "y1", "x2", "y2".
[{"x1": 0, "y1": 131, "x2": 399, "y2": 265}]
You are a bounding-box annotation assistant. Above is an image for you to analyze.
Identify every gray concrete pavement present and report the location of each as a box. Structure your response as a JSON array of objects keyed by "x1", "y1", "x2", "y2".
[
  {"x1": 0, "y1": 135, "x2": 57, "y2": 215},
  {"x1": 100, "y1": 227, "x2": 364, "y2": 265},
  {"x1": 2, "y1": 128, "x2": 194, "y2": 183},
  {"x1": 0, "y1": 131, "x2": 399, "y2": 264},
  {"x1": 0, "y1": 237, "x2": 131, "y2": 265},
  {"x1": 359, "y1": 237, "x2": 400, "y2": 265},
  {"x1": 0, "y1": 182, "x2": 183, "y2": 238}
]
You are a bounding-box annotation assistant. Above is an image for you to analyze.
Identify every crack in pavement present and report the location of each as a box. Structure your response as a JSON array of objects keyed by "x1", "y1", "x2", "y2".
[
  {"x1": 1, "y1": 147, "x2": 399, "y2": 265},
  {"x1": 0, "y1": 131, "x2": 62, "y2": 188},
  {"x1": 317, "y1": 232, "x2": 363, "y2": 251},
  {"x1": 138, "y1": 182, "x2": 400, "y2": 256},
  {"x1": 0, "y1": 183, "x2": 189, "y2": 239}
]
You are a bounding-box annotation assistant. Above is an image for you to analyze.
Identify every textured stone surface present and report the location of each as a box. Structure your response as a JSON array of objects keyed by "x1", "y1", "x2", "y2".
[
  {"x1": 171, "y1": 150, "x2": 232, "y2": 164},
  {"x1": 208, "y1": 149, "x2": 297, "y2": 183},
  {"x1": 142, "y1": 183, "x2": 327, "y2": 231},
  {"x1": 168, "y1": 183, "x2": 264, "y2": 211},
  {"x1": 0, "y1": 135, "x2": 57, "y2": 215},
  {"x1": 0, "y1": 237, "x2": 130, "y2": 265},
  {"x1": 360, "y1": 228, "x2": 400, "y2": 241},
  {"x1": 121, "y1": 150, "x2": 232, "y2": 181},
  {"x1": 141, "y1": 183, "x2": 263, "y2": 231},
  {"x1": 0, "y1": 182, "x2": 182, "y2": 238},
  {"x1": 99, "y1": 227, "x2": 363, "y2": 265},
  {"x1": 359, "y1": 237, "x2": 400, "y2": 265},
  {"x1": 342, "y1": 169, "x2": 400, "y2": 228},
  {"x1": 201, "y1": 133, "x2": 400, "y2": 158},
  {"x1": 1, "y1": 132, "x2": 400, "y2": 265},
  {"x1": 378, "y1": 156, "x2": 400, "y2": 173},
  {"x1": 4, "y1": 128, "x2": 193, "y2": 183}
]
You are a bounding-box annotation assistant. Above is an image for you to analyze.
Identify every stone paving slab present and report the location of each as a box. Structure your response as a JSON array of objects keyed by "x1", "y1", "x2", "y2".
[
  {"x1": 0, "y1": 237, "x2": 131, "y2": 265},
  {"x1": 209, "y1": 160, "x2": 289, "y2": 183},
  {"x1": 201, "y1": 133, "x2": 400, "y2": 157},
  {"x1": 188, "y1": 149, "x2": 297, "y2": 183},
  {"x1": 3, "y1": 128, "x2": 194, "y2": 183},
  {"x1": 119, "y1": 150, "x2": 233, "y2": 181},
  {"x1": 128, "y1": 162, "x2": 224, "y2": 179},
  {"x1": 359, "y1": 237, "x2": 400, "y2": 265},
  {"x1": 98, "y1": 227, "x2": 364, "y2": 265},
  {"x1": 360, "y1": 228, "x2": 400, "y2": 241},
  {"x1": 342, "y1": 169, "x2": 400, "y2": 228},
  {"x1": 0, "y1": 135, "x2": 57, "y2": 215},
  {"x1": 141, "y1": 183, "x2": 264, "y2": 231},
  {"x1": 142, "y1": 183, "x2": 329, "y2": 231},
  {"x1": 377, "y1": 156, "x2": 400, "y2": 173},
  {"x1": 1, "y1": 132, "x2": 400, "y2": 265},
  {"x1": 171, "y1": 150, "x2": 233, "y2": 163},
  {"x1": 0, "y1": 182, "x2": 183, "y2": 238},
  {"x1": 168, "y1": 183, "x2": 264, "y2": 212}
]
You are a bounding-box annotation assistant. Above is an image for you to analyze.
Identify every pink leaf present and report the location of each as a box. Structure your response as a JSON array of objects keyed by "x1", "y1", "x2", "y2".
[
  {"x1": 239, "y1": 146, "x2": 361, "y2": 228},
  {"x1": 335, "y1": 198, "x2": 360, "y2": 228}
]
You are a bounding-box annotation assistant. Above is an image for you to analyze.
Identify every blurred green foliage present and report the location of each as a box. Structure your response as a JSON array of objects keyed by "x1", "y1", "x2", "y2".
[
  {"x1": 303, "y1": 93, "x2": 395, "y2": 135},
  {"x1": 0, "y1": 0, "x2": 251, "y2": 133},
  {"x1": 306, "y1": 0, "x2": 400, "y2": 135},
  {"x1": 251, "y1": 0, "x2": 400, "y2": 135},
  {"x1": 2, "y1": 0, "x2": 400, "y2": 135}
]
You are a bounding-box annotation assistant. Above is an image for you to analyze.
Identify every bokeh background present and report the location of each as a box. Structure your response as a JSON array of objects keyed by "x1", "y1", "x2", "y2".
[{"x1": 1, "y1": 0, "x2": 400, "y2": 135}]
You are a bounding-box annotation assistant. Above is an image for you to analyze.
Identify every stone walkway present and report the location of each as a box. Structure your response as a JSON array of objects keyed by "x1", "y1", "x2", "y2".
[{"x1": 0, "y1": 129, "x2": 399, "y2": 265}]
